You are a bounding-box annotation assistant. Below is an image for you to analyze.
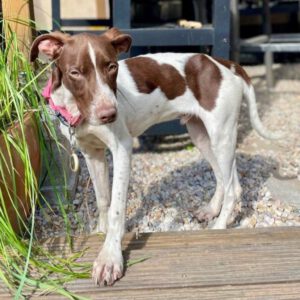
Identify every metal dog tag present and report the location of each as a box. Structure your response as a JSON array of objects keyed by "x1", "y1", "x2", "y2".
[{"x1": 70, "y1": 151, "x2": 79, "y2": 172}]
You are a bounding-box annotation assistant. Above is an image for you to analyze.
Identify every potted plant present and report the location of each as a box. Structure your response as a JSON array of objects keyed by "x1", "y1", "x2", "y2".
[
  {"x1": 0, "y1": 23, "x2": 91, "y2": 299},
  {"x1": 0, "y1": 20, "x2": 148, "y2": 299},
  {"x1": 0, "y1": 26, "x2": 43, "y2": 233}
]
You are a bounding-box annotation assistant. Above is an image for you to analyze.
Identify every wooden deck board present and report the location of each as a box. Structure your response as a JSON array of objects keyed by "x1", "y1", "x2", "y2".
[{"x1": 1, "y1": 227, "x2": 300, "y2": 299}]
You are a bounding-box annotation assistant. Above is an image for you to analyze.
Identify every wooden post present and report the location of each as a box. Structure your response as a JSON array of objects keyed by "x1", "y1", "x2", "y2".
[{"x1": 1, "y1": 0, "x2": 34, "y2": 55}]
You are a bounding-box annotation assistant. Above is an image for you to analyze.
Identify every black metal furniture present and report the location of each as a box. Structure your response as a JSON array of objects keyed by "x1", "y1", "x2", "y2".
[
  {"x1": 50, "y1": 0, "x2": 231, "y2": 135},
  {"x1": 239, "y1": 0, "x2": 300, "y2": 89}
]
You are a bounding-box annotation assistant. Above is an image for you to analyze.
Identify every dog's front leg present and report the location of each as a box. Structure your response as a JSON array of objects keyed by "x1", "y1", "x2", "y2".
[
  {"x1": 92, "y1": 138, "x2": 132, "y2": 286},
  {"x1": 83, "y1": 148, "x2": 110, "y2": 233}
]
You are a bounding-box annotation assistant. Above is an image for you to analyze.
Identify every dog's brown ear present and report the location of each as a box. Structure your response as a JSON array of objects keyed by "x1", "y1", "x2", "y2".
[
  {"x1": 104, "y1": 27, "x2": 132, "y2": 54},
  {"x1": 30, "y1": 32, "x2": 70, "y2": 62}
]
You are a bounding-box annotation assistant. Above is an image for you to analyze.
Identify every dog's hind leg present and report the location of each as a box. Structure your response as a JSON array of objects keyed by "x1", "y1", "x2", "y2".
[
  {"x1": 186, "y1": 117, "x2": 224, "y2": 222},
  {"x1": 208, "y1": 123, "x2": 239, "y2": 229},
  {"x1": 233, "y1": 167, "x2": 242, "y2": 200},
  {"x1": 83, "y1": 148, "x2": 110, "y2": 233}
]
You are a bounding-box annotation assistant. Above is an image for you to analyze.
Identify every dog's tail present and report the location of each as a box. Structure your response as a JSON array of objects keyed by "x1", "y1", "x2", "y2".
[{"x1": 243, "y1": 82, "x2": 283, "y2": 140}]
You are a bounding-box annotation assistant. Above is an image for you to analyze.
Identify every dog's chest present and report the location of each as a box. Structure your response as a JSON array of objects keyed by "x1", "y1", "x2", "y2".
[
  {"x1": 58, "y1": 122, "x2": 106, "y2": 151},
  {"x1": 76, "y1": 134, "x2": 106, "y2": 150}
]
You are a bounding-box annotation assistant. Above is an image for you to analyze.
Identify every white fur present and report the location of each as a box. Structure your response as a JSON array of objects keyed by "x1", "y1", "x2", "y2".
[
  {"x1": 88, "y1": 43, "x2": 117, "y2": 125},
  {"x1": 52, "y1": 52, "x2": 276, "y2": 286},
  {"x1": 51, "y1": 83, "x2": 80, "y2": 117},
  {"x1": 117, "y1": 56, "x2": 203, "y2": 137}
]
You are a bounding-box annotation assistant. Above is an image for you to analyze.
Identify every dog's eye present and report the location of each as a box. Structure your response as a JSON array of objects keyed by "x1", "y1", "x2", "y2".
[
  {"x1": 108, "y1": 63, "x2": 118, "y2": 73},
  {"x1": 69, "y1": 69, "x2": 81, "y2": 78}
]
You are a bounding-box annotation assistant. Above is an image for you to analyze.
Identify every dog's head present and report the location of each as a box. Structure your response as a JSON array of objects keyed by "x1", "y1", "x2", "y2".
[{"x1": 31, "y1": 28, "x2": 132, "y2": 125}]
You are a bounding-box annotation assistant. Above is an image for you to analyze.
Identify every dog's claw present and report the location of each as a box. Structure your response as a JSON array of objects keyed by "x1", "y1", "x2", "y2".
[
  {"x1": 195, "y1": 205, "x2": 219, "y2": 222},
  {"x1": 92, "y1": 250, "x2": 123, "y2": 286}
]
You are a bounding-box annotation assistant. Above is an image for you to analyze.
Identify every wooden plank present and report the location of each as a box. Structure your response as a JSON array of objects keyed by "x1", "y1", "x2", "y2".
[
  {"x1": 3, "y1": 282, "x2": 300, "y2": 300},
  {"x1": 51, "y1": 228, "x2": 300, "y2": 294},
  {"x1": 1, "y1": 227, "x2": 300, "y2": 299},
  {"x1": 43, "y1": 227, "x2": 300, "y2": 253},
  {"x1": 1, "y1": 0, "x2": 33, "y2": 54},
  {"x1": 44, "y1": 282, "x2": 300, "y2": 300}
]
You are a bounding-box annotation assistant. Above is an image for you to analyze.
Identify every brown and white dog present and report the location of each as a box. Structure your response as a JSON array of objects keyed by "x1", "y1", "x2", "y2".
[{"x1": 30, "y1": 28, "x2": 279, "y2": 286}]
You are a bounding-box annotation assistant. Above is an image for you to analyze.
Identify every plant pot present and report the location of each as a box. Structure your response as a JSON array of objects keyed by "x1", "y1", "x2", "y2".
[{"x1": 0, "y1": 112, "x2": 41, "y2": 233}]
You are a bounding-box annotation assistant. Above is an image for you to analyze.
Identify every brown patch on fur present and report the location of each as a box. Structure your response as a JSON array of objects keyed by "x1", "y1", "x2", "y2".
[
  {"x1": 103, "y1": 27, "x2": 132, "y2": 54},
  {"x1": 51, "y1": 66, "x2": 62, "y2": 91},
  {"x1": 185, "y1": 54, "x2": 221, "y2": 111},
  {"x1": 214, "y1": 57, "x2": 251, "y2": 85},
  {"x1": 30, "y1": 32, "x2": 71, "y2": 62},
  {"x1": 126, "y1": 57, "x2": 186, "y2": 100},
  {"x1": 50, "y1": 33, "x2": 120, "y2": 119},
  {"x1": 31, "y1": 30, "x2": 132, "y2": 120},
  {"x1": 56, "y1": 36, "x2": 96, "y2": 118}
]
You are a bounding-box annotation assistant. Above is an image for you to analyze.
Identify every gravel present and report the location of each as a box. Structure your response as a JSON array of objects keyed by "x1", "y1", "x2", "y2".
[{"x1": 34, "y1": 63, "x2": 300, "y2": 239}]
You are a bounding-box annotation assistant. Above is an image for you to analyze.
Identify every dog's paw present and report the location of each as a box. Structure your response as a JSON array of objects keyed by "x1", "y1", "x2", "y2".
[
  {"x1": 92, "y1": 248, "x2": 123, "y2": 286},
  {"x1": 195, "y1": 205, "x2": 219, "y2": 222}
]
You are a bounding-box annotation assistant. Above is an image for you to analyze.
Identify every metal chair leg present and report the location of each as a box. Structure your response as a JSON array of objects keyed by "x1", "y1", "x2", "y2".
[{"x1": 264, "y1": 50, "x2": 274, "y2": 90}]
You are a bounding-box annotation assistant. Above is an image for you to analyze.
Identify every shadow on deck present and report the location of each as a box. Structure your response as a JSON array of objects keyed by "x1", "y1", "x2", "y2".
[{"x1": 2, "y1": 227, "x2": 300, "y2": 299}]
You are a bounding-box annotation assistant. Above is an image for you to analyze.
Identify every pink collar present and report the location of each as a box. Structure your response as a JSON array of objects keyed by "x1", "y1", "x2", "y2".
[{"x1": 42, "y1": 79, "x2": 82, "y2": 127}]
